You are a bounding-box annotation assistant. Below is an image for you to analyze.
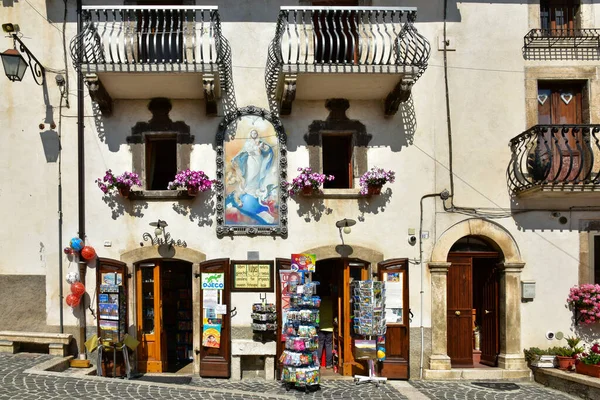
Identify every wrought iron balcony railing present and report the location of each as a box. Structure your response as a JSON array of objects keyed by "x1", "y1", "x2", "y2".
[
  {"x1": 523, "y1": 28, "x2": 600, "y2": 60},
  {"x1": 507, "y1": 125, "x2": 600, "y2": 194},
  {"x1": 70, "y1": 6, "x2": 229, "y2": 71},
  {"x1": 265, "y1": 6, "x2": 430, "y2": 115}
]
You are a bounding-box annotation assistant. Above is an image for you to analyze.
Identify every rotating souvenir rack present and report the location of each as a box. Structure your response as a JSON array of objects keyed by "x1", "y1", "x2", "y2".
[
  {"x1": 352, "y1": 280, "x2": 387, "y2": 387},
  {"x1": 251, "y1": 303, "x2": 277, "y2": 342},
  {"x1": 281, "y1": 281, "x2": 321, "y2": 393}
]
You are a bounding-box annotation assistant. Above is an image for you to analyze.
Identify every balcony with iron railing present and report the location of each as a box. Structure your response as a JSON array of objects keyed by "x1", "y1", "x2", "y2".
[
  {"x1": 523, "y1": 3, "x2": 600, "y2": 60},
  {"x1": 507, "y1": 125, "x2": 600, "y2": 197},
  {"x1": 265, "y1": 6, "x2": 430, "y2": 116},
  {"x1": 69, "y1": 6, "x2": 234, "y2": 115}
]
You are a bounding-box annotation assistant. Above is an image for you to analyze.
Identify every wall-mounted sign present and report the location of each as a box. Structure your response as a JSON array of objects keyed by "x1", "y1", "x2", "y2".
[
  {"x1": 231, "y1": 260, "x2": 274, "y2": 292},
  {"x1": 201, "y1": 273, "x2": 225, "y2": 290}
]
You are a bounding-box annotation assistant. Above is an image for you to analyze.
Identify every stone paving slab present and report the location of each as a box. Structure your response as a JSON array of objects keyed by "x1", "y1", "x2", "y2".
[{"x1": 410, "y1": 380, "x2": 581, "y2": 400}]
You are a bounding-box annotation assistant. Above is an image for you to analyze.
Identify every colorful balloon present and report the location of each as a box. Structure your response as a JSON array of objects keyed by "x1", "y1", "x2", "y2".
[
  {"x1": 66, "y1": 271, "x2": 80, "y2": 284},
  {"x1": 81, "y1": 246, "x2": 96, "y2": 260},
  {"x1": 63, "y1": 247, "x2": 73, "y2": 255},
  {"x1": 66, "y1": 293, "x2": 80, "y2": 308},
  {"x1": 71, "y1": 282, "x2": 85, "y2": 297},
  {"x1": 70, "y1": 237, "x2": 84, "y2": 252}
]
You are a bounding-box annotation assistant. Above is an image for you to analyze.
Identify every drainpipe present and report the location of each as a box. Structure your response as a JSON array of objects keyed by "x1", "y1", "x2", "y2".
[
  {"x1": 419, "y1": 190, "x2": 449, "y2": 379},
  {"x1": 77, "y1": 0, "x2": 87, "y2": 357}
]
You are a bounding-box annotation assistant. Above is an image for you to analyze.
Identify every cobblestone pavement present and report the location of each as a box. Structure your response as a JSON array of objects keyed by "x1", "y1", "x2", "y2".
[
  {"x1": 0, "y1": 353, "x2": 586, "y2": 400},
  {"x1": 410, "y1": 380, "x2": 580, "y2": 400}
]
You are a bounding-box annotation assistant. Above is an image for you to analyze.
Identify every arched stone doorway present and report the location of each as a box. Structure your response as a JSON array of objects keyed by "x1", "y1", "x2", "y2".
[
  {"x1": 121, "y1": 246, "x2": 206, "y2": 374},
  {"x1": 427, "y1": 219, "x2": 527, "y2": 376}
]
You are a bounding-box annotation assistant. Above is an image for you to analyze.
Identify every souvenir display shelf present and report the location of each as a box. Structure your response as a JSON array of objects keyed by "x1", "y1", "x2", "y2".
[
  {"x1": 351, "y1": 280, "x2": 387, "y2": 387},
  {"x1": 251, "y1": 302, "x2": 277, "y2": 342},
  {"x1": 280, "y1": 281, "x2": 321, "y2": 393}
]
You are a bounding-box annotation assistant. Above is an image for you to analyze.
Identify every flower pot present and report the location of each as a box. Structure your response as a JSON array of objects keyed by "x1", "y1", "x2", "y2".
[
  {"x1": 367, "y1": 184, "x2": 382, "y2": 195},
  {"x1": 187, "y1": 188, "x2": 198, "y2": 197},
  {"x1": 301, "y1": 186, "x2": 314, "y2": 196},
  {"x1": 556, "y1": 356, "x2": 575, "y2": 370},
  {"x1": 118, "y1": 186, "x2": 130, "y2": 198},
  {"x1": 576, "y1": 362, "x2": 600, "y2": 378}
]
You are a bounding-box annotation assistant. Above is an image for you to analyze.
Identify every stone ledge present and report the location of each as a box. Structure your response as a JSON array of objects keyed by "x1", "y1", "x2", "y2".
[
  {"x1": 232, "y1": 339, "x2": 276, "y2": 356},
  {"x1": 423, "y1": 368, "x2": 532, "y2": 381},
  {"x1": 533, "y1": 368, "x2": 600, "y2": 390},
  {"x1": 128, "y1": 190, "x2": 196, "y2": 200},
  {"x1": 0, "y1": 331, "x2": 72, "y2": 345}
]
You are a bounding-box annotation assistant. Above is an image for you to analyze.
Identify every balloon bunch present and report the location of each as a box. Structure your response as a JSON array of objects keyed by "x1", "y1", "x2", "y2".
[{"x1": 64, "y1": 237, "x2": 97, "y2": 308}]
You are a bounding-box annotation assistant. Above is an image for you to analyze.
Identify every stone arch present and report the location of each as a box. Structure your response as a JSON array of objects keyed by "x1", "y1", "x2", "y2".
[
  {"x1": 120, "y1": 245, "x2": 206, "y2": 266},
  {"x1": 431, "y1": 218, "x2": 522, "y2": 263},
  {"x1": 300, "y1": 244, "x2": 384, "y2": 267}
]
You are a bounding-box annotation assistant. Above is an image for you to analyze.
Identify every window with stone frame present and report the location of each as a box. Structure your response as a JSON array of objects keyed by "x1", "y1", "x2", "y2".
[
  {"x1": 127, "y1": 98, "x2": 193, "y2": 193},
  {"x1": 304, "y1": 99, "x2": 371, "y2": 190},
  {"x1": 540, "y1": 0, "x2": 580, "y2": 32}
]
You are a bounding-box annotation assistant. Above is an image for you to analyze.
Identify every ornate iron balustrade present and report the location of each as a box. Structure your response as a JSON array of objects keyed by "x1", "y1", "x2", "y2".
[
  {"x1": 265, "y1": 6, "x2": 430, "y2": 115},
  {"x1": 523, "y1": 29, "x2": 600, "y2": 60},
  {"x1": 507, "y1": 125, "x2": 600, "y2": 194},
  {"x1": 70, "y1": 6, "x2": 227, "y2": 69}
]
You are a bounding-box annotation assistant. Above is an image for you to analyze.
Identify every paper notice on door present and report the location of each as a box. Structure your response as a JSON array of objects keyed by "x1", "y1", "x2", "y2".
[
  {"x1": 386, "y1": 281, "x2": 403, "y2": 308},
  {"x1": 203, "y1": 289, "x2": 218, "y2": 309},
  {"x1": 215, "y1": 304, "x2": 227, "y2": 315}
]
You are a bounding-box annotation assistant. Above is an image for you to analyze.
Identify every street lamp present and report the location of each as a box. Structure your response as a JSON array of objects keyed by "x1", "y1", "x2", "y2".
[
  {"x1": 335, "y1": 218, "x2": 356, "y2": 245},
  {"x1": 1, "y1": 48, "x2": 28, "y2": 82},
  {"x1": 1, "y1": 23, "x2": 45, "y2": 85}
]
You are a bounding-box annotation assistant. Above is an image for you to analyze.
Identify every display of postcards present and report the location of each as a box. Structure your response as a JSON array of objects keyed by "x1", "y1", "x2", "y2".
[
  {"x1": 279, "y1": 350, "x2": 316, "y2": 367},
  {"x1": 252, "y1": 322, "x2": 277, "y2": 331},
  {"x1": 252, "y1": 303, "x2": 276, "y2": 313},
  {"x1": 285, "y1": 336, "x2": 318, "y2": 352},
  {"x1": 251, "y1": 312, "x2": 277, "y2": 322},
  {"x1": 98, "y1": 303, "x2": 120, "y2": 320},
  {"x1": 289, "y1": 295, "x2": 321, "y2": 309},
  {"x1": 100, "y1": 284, "x2": 119, "y2": 293},
  {"x1": 99, "y1": 294, "x2": 109, "y2": 303}
]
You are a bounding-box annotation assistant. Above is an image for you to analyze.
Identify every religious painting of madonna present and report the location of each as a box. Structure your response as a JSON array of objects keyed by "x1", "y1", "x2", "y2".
[{"x1": 218, "y1": 110, "x2": 286, "y2": 236}]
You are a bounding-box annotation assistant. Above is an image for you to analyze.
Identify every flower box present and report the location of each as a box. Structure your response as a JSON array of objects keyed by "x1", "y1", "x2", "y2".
[
  {"x1": 556, "y1": 356, "x2": 575, "y2": 370},
  {"x1": 576, "y1": 362, "x2": 600, "y2": 378},
  {"x1": 531, "y1": 355, "x2": 556, "y2": 368}
]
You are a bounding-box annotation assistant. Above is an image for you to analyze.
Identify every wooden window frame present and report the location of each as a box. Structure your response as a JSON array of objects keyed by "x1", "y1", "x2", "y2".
[{"x1": 144, "y1": 134, "x2": 178, "y2": 191}]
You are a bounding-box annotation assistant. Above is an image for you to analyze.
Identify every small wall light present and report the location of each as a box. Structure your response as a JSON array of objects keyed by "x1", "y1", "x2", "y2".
[{"x1": 336, "y1": 218, "x2": 356, "y2": 245}]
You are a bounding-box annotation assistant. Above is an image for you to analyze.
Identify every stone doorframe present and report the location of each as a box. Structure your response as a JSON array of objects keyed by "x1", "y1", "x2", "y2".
[
  {"x1": 121, "y1": 246, "x2": 206, "y2": 374},
  {"x1": 428, "y1": 219, "x2": 527, "y2": 371}
]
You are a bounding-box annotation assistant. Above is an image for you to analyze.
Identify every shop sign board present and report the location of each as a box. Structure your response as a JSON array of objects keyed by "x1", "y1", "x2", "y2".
[
  {"x1": 231, "y1": 260, "x2": 274, "y2": 292},
  {"x1": 202, "y1": 273, "x2": 225, "y2": 290}
]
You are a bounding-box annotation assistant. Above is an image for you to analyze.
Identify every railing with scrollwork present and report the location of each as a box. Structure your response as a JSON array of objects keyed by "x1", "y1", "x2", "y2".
[
  {"x1": 265, "y1": 6, "x2": 430, "y2": 115},
  {"x1": 507, "y1": 125, "x2": 600, "y2": 194},
  {"x1": 69, "y1": 6, "x2": 236, "y2": 112},
  {"x1": 523, "y1": 29, "x2": 600, "y2": 60}
]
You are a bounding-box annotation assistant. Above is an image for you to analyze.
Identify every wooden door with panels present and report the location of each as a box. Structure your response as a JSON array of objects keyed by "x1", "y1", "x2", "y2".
[
  {"x1": 446, "y1": 254, "x2": 474, "y2": 367},
  {"x1": 537, "y1": 82, "x2": 585, "y2": 182},
  {"x1": 198, "y1": 258, "x2": 231, "y2": 378},
  {"x1": 474, "y1": 258, "x2": 499, "y2": 366},
  {"x1": 136, "y1": 262, "x2": 165, "y2": 372},
  {"x1": 377, "y1": 259, "x2": 409, "y2": 379},
  {"x1": 275, "y1": 258, "x2": 292, "y2": 379}
]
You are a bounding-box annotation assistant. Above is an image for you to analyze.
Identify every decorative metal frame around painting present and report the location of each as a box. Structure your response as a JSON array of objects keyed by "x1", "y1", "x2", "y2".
[{"x1": 215, "y1": 106, "x2": 287, "y2": 237}]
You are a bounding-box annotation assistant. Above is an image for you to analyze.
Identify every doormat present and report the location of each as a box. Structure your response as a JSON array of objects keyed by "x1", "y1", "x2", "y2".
[
  {"x1": 471, "y1": 382, "x2": 520, "y2": 391},
  {"x1": 133, "y1": 375, "x2": 192, "y2": 385}
]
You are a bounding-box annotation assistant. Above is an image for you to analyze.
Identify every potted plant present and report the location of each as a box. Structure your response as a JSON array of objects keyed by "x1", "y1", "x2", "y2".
[
  {"x1": 567, "y1": 284, "x2": 600, "y2": 324},
  {"x1": 95, "y1": 170, "x2": 142, "y2": 198},
  {"x1": 359, "y1": 167, "x2": 395, "y2": 195},
  {"x1": 286, "y1": 167, "x2": 334, "y2": 197},
  {"x1": 555, "y1": 336, "x2": 583, "y2": 370},
  {"x1": 576, "y1": 343, "x2": 600, "y2": 378},
  {"x1": 167, "y1": 169, "x2": 216, "y2": 196}
]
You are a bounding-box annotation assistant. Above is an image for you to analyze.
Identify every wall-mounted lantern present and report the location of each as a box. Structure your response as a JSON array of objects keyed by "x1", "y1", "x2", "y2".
[{"x1": 1, "y1": 23, "x2": 45, "y2": 85}]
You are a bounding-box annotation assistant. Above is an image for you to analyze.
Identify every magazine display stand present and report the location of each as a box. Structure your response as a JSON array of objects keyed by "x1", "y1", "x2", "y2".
[
  {"x1": 280, "y1": 281, "x2": 321, "y2": 393},
  {"x1": 352, "y1": 280, "x2": 387, "y2": 387},
  {"x1": 97, "y1": 284, "x2": 128, "y2": 378}
]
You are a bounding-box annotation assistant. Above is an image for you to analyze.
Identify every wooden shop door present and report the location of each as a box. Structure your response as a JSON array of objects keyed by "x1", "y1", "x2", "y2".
[
  {"x1": 377, "y1": 259, "x2": 409, "y2": 379},
  {"x1": 446, "y1": 254, "x2": 473, "y2": 367},
  {"x1": 275, "y1": 258, "x2": 292, "y2": 380},
  {"x1": 338, "y1": 258, "x2": 369, "y2": 376},
  {"x1": 136, "y1": 262, "x2": 166, "y2": 373},
  {"x1": 198, "y1": 258, "x2": 231, "y2": 378},
  {"x1": 473, "y1": 257, "x2": 500, "y2": 367}
]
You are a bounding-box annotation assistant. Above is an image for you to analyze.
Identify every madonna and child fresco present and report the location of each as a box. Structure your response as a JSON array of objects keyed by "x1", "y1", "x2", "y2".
[{"x1": 224, "y1": 115, "x2": 280, "y2": 227}]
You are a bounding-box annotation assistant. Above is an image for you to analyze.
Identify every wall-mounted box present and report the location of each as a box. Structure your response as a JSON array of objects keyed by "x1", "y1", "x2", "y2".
[{"x1": 521, "y1": 281, "x2": 535, "y2": 302}]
